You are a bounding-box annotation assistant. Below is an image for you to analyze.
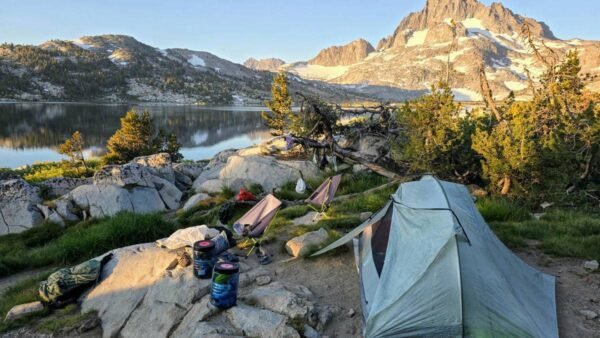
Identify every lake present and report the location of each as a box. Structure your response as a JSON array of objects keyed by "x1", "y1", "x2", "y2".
[{"x1": 0, "y1": 103, "x2": 271, "y2": 168}]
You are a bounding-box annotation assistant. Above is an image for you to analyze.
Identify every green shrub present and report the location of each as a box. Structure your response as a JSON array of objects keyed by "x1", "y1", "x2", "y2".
[{"x1": 20, "y1": 159, "x2": 102, "y2": 183}]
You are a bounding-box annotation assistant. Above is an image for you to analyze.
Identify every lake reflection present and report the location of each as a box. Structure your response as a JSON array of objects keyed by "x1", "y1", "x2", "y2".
[{"x1": 0, "y1": 103, "x2": 271, "y2": 168}]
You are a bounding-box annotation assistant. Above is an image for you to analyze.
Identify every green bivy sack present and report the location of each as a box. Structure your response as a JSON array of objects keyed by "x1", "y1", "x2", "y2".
[{"x1": 39, "y1": 254, "x2": 112, "y2": 307}]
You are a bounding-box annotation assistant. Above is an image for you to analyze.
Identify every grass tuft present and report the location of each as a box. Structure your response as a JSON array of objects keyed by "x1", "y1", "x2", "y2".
[
  {"x1": 476, "y1": 197, "x2": 531, "y2": 222},
  {"x1": 0, "y1": 213, "x2": 175, "y2": 278},
  {"x1": 0, "y1": 273, "x2": 51, "y2": 333},
  {"x1": 490, "y1": 209, "x2": 600, "y2": 260}
]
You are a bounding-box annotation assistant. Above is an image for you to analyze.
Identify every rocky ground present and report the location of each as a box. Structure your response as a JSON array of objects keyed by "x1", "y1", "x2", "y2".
[
  {"x1": 1, "y1": 136, "x2": 599, "y2": 337},
  {"x1": 2, "y1": 240, "x2": 598, "y2": 338},
  {"x1": 517, "y1": 244, "x2": 600, "y2": 338}
]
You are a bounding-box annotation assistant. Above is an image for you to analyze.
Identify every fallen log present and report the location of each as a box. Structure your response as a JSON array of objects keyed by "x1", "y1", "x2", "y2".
[{"x1": 291, "y1": 136, "x2": 401, "y2": 180}]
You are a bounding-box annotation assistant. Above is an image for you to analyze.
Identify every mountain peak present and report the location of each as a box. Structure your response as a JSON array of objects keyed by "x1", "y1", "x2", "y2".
[
  {"x1": 243, "y1": 57, "x2": 285, "y2": 72},
  {"x1": 309, "y1": 38, "x2": 374, "y2": 66},
  {"x1": 379, "y1": 0, "x2": 555, "y2": 49}
]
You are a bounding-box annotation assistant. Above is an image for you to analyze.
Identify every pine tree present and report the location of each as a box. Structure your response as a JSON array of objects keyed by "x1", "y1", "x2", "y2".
[
  {"x1": 58, "y1": 131, "x2": 87, "y2": 169},
  {"x1": 104, "y1": 110, "x2": 157, "y2": 164},
  {"x1": 392, "y1": 82, "x2": 477, "y2": 178},
  {"x1": 472, "y1": 50, "x2": 599, "y2": 198},
  {"x1": 262, "y1": 72, "x2": 293, "y2": 135}
]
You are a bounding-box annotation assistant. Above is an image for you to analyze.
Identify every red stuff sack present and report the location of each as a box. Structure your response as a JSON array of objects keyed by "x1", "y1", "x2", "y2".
[{"x1": 235, "y1": 188, "x2": 256, "y2": 202}]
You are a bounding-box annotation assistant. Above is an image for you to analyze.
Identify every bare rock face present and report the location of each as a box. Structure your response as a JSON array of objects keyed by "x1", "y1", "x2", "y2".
[
  {"x1": 79, "y1": 237, "x2": 336, "y2": 338},
  {"x1": 38, "y1": 177, "x2": 92, "y2": 199},
  {"x1": 243, "y1": 57, "x2": 285, "y2": 72},
  {"x1": 0, "y1": 179, "x2": 44, "y2": 235},
  {"x1": 37, "y1": 158, "x2": 187, "y2": 223},
  {"x1": 225, "y1": 304, "x2": 300, "y2": 338},
  {"x1": 309, "y1": 39, "x2": 374, "y2": 66},
  {"x1": 81, "y1": 244, "x2": 179, "y2": 338},
  {"x1": 283, "y1": 0, "x2": 600, "y2": 101},
  {"x1": 388, "y1": 0, "x2": 555, "y2": 46},
  {"x1": 68, "y1": 184, "x2": 166, "y2": 218},
  {"x1": 133, "y1": 153, "x2": 175, "y2": 184},
  {"x1": 242, "y1": 282, "x2": 314, "y2": 320},
  {"x1": 93, "y1": 162, "x2": 182, "y2": 210},
  {"x1": 172, "y1": 162, "x2": 206, "y2": 180},
  {"x1": 93, "y1": 163, "x2": 156, "y2": 187},
  {"x1": 192, "y1": 149, "x2": 320, "y2": 194},
  {"x1": 357, "y1": 135, "x2": 389, "y2": 161}
]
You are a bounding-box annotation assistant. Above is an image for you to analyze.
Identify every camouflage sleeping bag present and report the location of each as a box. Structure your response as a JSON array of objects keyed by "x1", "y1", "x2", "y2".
[{"x1": 39, "y1": 254, "x2": 112, "y2": 307}]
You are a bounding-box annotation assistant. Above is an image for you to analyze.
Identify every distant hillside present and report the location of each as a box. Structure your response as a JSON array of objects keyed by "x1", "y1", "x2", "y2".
[{"x1": 0, "y1": 35, "x2": 384, "y2": 104}]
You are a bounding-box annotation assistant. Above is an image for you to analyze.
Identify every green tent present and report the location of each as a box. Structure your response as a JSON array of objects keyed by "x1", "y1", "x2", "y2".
[{"x1": 314, "y1": 176, "x2": 558, "y2": 337}]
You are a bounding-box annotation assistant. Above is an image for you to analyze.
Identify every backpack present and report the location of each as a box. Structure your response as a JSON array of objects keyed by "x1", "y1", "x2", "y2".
[{"x1": 39, "y1": 254, "x2": 112, "y2": 307}]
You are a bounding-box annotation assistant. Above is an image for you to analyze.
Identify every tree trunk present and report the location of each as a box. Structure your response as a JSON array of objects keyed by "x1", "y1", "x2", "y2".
[{"x1": 500, "y1": 174, "x2": 512, "y2": 195}]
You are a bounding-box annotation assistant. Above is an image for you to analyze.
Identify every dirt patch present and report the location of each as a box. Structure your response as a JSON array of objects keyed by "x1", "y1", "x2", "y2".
[
  {"x1": 516, "y1": 245, "x2": 600, "y2": 338},
  {"x1": 244, "y1": 241, "x2": 362, "y2": 337}
]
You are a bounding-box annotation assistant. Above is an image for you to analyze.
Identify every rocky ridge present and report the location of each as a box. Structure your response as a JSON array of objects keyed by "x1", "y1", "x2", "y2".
[
  {"x1": 281, "y1": 0, "x2": 600, "y2": 100},
  {"x1": 0, "y1": 35, "x2": 374, "y2": 104},
  {"x1": 243, "y1": 58, "x2": 286, "y2": 72},
  {"x1": 308, "y1": 39, "x2": 375, "y2": 67}
]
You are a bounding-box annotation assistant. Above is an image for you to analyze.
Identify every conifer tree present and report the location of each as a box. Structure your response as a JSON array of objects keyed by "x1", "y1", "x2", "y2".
[
  {"x1": 58, "y1": 131, "x2": 87, "y2": 169},
  {"x1": 262, "y1": 72, "x2": 294, "y2": 135},
  {"x1": 104, "y1": 110, "x2": 157, "y2": 164},
  {"x1": 392, "y1": 82, "x2": 477, "y2": 178}
]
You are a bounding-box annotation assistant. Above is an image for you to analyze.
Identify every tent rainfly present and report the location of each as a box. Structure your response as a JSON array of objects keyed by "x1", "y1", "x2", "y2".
[{"x1": 313, "y1": 176, "x2": 558, "y2": 338}]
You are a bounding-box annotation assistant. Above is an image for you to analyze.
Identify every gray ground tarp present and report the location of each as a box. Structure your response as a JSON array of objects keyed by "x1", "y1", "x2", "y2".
[{"x1": 314, "y1": 176, "x2": 558, "y2": 338}]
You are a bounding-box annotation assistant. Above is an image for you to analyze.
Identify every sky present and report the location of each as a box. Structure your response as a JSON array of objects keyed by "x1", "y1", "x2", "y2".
[{"x1": 1, "y1": 0, "x2": 599, "y2": 63}]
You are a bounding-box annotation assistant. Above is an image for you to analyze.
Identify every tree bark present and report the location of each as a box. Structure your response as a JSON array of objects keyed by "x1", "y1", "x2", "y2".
[{"x1": 500, "y1": 174, "x2": 512, "y2": 195}]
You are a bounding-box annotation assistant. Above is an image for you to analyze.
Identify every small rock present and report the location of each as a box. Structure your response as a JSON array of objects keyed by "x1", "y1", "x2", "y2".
[
  {"x1": 303, "y1": 324, "x2": 320, "y2": 338},
  {"x1": 583, "y1": 260, "x2": 599, "y2": 271},
  {"x1": 540, "y1": 202, "x2": 554, "y2": 209},
  {"x1": 291, "y1": 212, "x2": 322, "y2": 226},
  {"x1": 579, "y1": 310, "x2": 598, "y2": 320},
  {"x1": 315, "y1": 304, "x2": 339, "y2": 330},
  {"x1": 4, "y1": 301, "x2": 44, "y2": 322},
  {"x1": 359, "y1": 212, "x2": 373, "y2": 221},
  {"x1": 256, "y1": 275, "x2": 272, "y2": 286},
  {"x1": 347, "y1": 308, "x2": 356, "y2": 318},
  {"x1": 352, "y1": 164, "x2": 368, "y2": 173},
  {"x1": 285, "y1": 228, "x2": 329, "y2": 258},
  {"x1": 181, "y1": 193, "x2": 211, "y2": 211},
  {"x1": 532, "y1": 213, "x2": 545, "y2": 220}
]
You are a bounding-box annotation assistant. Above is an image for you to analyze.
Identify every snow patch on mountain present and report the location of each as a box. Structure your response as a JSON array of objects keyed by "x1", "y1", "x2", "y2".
[
  {"x1": 505, "y1": 81, "x2": 528, "y2": 91},
  {"x1": 406, "y1": 29, "x2": 429, "y2": 47},
  {"x1": 462, "y1": 18, "x2": 485, "y2": 30},
  {"x1": 290, "y1": 64, "x2": 349, "y2": 81},
  {"x1": 72, "y1": 38, "x2": 93, "y2": 50},
  {"x1": 187, "y1": 55, "x2": 206, "y2": 67}
]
